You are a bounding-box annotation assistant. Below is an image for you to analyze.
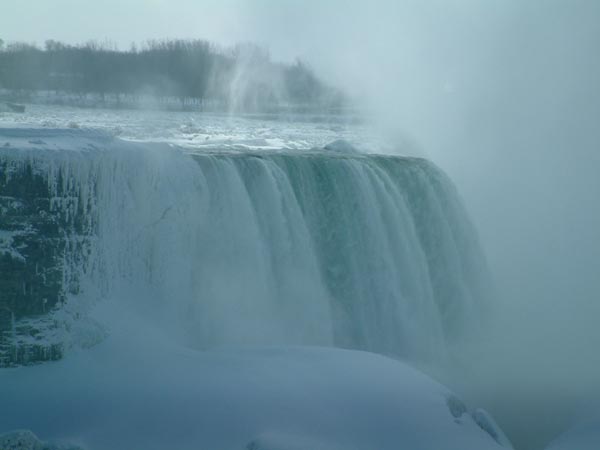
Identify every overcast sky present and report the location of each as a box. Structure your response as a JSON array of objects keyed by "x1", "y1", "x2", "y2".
[
  {"x1": 0, "y1": 0, "x2": 511, "y2": 64},
  {"x1": 1, "y1": 0, "x2": 248, "y2": 50}
]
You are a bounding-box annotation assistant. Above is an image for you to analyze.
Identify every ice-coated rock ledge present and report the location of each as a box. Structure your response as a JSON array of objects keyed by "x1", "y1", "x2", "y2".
[
  {"x1": 0, "y1": 129, "x2": 109, "y2": 366},
  {"x1": 0, "y1": 429, "x2": 82, "y2": 450}
]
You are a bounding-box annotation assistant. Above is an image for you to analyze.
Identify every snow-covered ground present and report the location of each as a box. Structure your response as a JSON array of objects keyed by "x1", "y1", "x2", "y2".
[
  {"x1": 545, "y1": 417, "x2": 600, "y2": 450},
  {"x1": 0, "y1": 299, "x2": 511, "y2": 450},
  {"x1": 0, "y1": 104, "x2": 398, "y2": 154}
]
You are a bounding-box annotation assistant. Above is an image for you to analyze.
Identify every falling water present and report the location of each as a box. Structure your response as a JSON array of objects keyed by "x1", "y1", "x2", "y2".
[{"x1": 0, "y1": 129, "x2": 490, "y2": 362}]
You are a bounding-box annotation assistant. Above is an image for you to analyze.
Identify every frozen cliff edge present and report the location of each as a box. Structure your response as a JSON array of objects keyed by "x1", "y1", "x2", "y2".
[{"x1": 0, "y1": 127, "x2": 491, "y2": 366}]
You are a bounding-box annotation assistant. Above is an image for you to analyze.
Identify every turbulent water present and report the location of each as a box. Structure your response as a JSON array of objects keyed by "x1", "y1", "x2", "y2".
[{"x1": 0, "y1": 123, "x2": 490, "y2": 362}]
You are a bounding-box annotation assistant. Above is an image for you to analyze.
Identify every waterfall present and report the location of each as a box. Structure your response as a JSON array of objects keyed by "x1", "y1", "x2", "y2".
[{"x1": 0, "y1": 129, "x2": 490, "y2": 364}]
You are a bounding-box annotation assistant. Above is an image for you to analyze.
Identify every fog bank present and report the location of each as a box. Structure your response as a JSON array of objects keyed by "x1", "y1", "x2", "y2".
[{"x1": 242, "y1": 1, "x2": 600, "y2": 448}]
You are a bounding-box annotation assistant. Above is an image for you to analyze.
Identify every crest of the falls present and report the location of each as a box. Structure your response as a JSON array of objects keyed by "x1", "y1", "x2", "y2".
[{"x1": 0, "y1": 128, "x2": 490, "y2": 363}]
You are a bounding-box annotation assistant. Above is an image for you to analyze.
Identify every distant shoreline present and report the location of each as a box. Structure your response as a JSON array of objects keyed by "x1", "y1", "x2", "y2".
[{"x1": 0, "y1": 88, "x2": 361, "y2": 118}]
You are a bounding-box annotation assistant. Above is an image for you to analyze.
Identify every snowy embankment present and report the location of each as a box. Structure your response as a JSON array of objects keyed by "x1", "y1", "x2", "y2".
[
  {"x1": 0, "y1": 301, "x2": 511, "y2": 450},
  {"x1": 545, "y1": 416, "x2": 600, "y2": 450}
]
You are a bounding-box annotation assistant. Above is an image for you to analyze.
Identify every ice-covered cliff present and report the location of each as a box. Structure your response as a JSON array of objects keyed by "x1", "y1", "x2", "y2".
[{"x1": 0, "y1": 128, "x2": 490, "y2": 365}]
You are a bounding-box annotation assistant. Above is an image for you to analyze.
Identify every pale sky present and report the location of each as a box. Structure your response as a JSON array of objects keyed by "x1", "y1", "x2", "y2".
[
  {"x1": 0, "y1": 0, "x2": 475, "y2": 61},
  {"x1": 1, "y1": 0, "x2": 252, "y2": 50}
]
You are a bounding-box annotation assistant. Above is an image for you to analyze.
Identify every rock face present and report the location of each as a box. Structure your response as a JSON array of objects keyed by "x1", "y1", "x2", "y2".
[{"x1": 0, "y1": 157, "x2": 90, "y2": 367}]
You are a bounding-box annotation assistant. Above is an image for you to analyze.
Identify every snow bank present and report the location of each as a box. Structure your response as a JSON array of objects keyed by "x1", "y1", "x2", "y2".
[
  {"x1": 323, "y1": 139, "x2": 359, "y2": 154},
  {"x1": 0, "y1": 301, "x2": 509, "y2": 450},
  {"x1": 545, "y1": 416, "x2": 600, "y2": 450}
]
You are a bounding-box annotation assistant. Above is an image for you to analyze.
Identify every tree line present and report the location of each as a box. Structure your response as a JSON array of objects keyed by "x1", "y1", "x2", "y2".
[{"x1": 0, "y1": 38, "x2": 344, "y2": 112}]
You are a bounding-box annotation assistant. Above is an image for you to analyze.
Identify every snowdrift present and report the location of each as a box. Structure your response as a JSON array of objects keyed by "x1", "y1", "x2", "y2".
[{"x1": 0, "y1": 300, "x2": 510, "y2": 450}]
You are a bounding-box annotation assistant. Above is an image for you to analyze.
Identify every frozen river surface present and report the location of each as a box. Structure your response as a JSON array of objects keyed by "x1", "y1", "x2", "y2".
[{"x1": 0, "y1": 103, "x2": 396, "y2": 154}]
